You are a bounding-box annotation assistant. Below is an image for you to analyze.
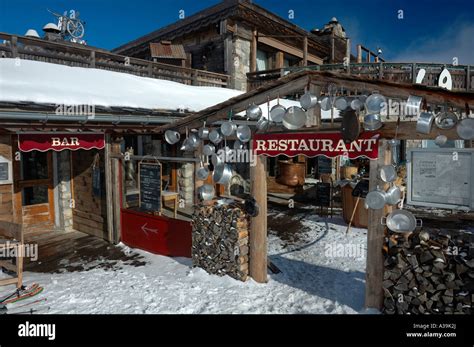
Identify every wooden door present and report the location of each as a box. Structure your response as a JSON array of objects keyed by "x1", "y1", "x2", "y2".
[{"x1": 13, "y1": 149, "x2": 55, "y2": 229}]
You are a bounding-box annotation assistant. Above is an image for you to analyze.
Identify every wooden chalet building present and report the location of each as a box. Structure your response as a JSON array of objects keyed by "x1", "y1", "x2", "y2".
[{"x1": 113, "y1": 0, "x2": 351, "y2": 91}]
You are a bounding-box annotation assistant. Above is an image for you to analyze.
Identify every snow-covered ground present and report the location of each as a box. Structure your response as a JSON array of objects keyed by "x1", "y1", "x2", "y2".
[{"x1": 0, "y1": 207, "x2": 368, "y2": 314}]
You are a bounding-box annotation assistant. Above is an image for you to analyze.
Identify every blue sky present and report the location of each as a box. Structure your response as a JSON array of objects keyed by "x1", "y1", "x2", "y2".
[{"x1": 1, "y1": 0, "x2": 473, "y2": 64}]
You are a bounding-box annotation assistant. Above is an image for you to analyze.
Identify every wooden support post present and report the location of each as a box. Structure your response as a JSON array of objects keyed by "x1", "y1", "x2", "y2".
[
  {"x1": 111, "y1": 157, "x2": 122, "y2": 244},
  {"x1": 303, "y1": 36, "x2": 308, "y2": 66},
  {"x1": 357, "y1": 44, "x2": 362, "y2": 63},
  {"x1": 90, "y1": 51, "x2": 96, "y2": 68},
  {"x1": 105, "y1": 134, "x2": 114, "y2": 243},
  {"x1": 345, "y1": 38, "x2": 351, "y2": 74},
  {"x1": 411, "y1": 63, "x2": 417, "y2": 84},
  {"x1": 306, "y1": 84, "x2": 321, "y2": 128},
  {"x1": 249, "y1": 148, "x2": 267, "y2": 283},
  {"x1": 365, "y1": 140, "x2": 392, "y2": 309},
  {"x1": 466, "y1": 65, "x2": 471, "y2": 92},
  {"x1": 250, "y1": 29, "x2": 257, "y2": 73},
  {"x1": 148, "y1": 62, "x2": 153, "y2": 77},
  {"x1": 10, "y1": 35, "x2": 18, "y2": 58},
  {"x1": 275, "y1": 51, "x2": 284, "y2": 69},
  {"x1": 331, "y1": 31, "x2": 335, "y2": 63}
]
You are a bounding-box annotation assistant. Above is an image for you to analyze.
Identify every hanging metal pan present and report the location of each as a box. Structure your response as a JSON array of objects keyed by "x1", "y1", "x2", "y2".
[
  {"x1": 197, "y1": 165, "x2": 209, "y2": 181},
  {"x1": 320, "y1": 96, "x2": 333, "y2": 111},
  {"x1": 366, "y1": 188, "x2": 387, "y2": 209},
  {"x1": 236, "y1": 124, "x2": 251, "y2": 142},
  {"x1": 299, "y1": 92, "x2": 318, "y2": 110},
  {"x1": 221, "y1": 120, "x2": 237, "y2": 137},
  {"x1": 282, "y1": 106, "x2": 307, "y2": 130},
  {"x1": 164, "y1": 130, "x2": 181, "y2": 145},
  {"x1": 213, "y1": 163, "x2": 233, "y2": 185},
  {"x1": 256, "y1": 116, "x2": 270, "y2": 132},
  {"x1": 405, "y1": 95, "x2": 423, "y2": 117},
  {"x1": 203, "y1": 144, "x2": 215, "y2": 156},
  {"x1": 416, "y1": 112, "x2": 435, "y2": 134},
  {"x1": 457, "y1": 118, "x2": 474, "y2": 140},
  {"x1": 365, "y1": 92, "x2": 387, "y2": 113},
  {"x1": 435, "y1": 111, "x2": 458, "y2": 130},
  {"x1": 379, "y1": 165, "x2": 397, "y2": 183},
  {"x1": 198, "y1": 184, "x2": 215, "y2": 201},
  {"x1": 270, "y1": 104, "x2": 286, "y2": 123},
  {"x1": 382, "y1": 210, "x2": 422, "y2": 233},
  {"x1": 209, "y1": 129, "x2": 223, "y2": 144},
  {"x1": 246, "y1": 104, "x2": 262, "y2": 120}
]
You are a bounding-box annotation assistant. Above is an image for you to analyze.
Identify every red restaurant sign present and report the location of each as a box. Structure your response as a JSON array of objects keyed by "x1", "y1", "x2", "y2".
[
  {"x1": 253, "y1": 132, "x2": 379, "y2": 159},
  {"x1": 18, "y1": 133, "x2": 105, "y2": 152}
]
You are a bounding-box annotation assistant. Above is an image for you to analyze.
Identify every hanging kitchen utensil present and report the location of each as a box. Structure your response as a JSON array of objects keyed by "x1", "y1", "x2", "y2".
[
  {"x1": 388, "y1": 116, "x2": 401, "y2": 164},
  {"x1": 341, "y1": 109, "x2": 360, "y2": 143},
  {"x1": 365, "y1": 92, "x2": 387, "y2": 114},
  {"x1": 198, "y1": 184, "x2": 215, "y2": 201},
  {"x1": 434, "y1": 134, "x2": 448, "y2": 146},
  {"x1": 299, "y1": 91, "x2": 318, "y2": 110},
  {"x1": 211, "y1": 153, "x2": 222, "y2": 166},
  {"x1": 188, "y1": 131, "x2": 200, "y2": 149},
  {"x1": 335, "y1": 96, "x2": 350, "y2": 111},
  {"x1": 221, "y1": 110, "x2": 236, "y2": 137},
  {"x1": 196, "y1": 159, "x2": 210, "y2": 181},
  {"x1": 435, "y1": 110, "x2": 458, "y2": 129},
  {"x1": 363, "y1": 113, "x2": 382, "y2": 131},
  {"x1": 236, "y1": 124, "x2": 251, "y2": 142},
  {"x1": 180, "y1": 128, "x2": 194, "y2": 151},
  {"x1": 456, "y1": 117, "x2": 474, "y2": 140},
  {"x1": 438, "y1": 68, "x2": 453, "y2": 90},
  {"x1": 282, "y1": 106, "x2": 307, "y2": 130},
  {"x1": 234, "y1": 140, "x2": 245, "y2": 150},
  {"x1": 203, "y1": 143, "x2": 215, "y2": 156},
  {"x1": 319, "y1": 96, "x2": 333, "y2": 111},
  {"x1": 384, "y1": 185, "x2": 402, "y2": 205},
  {"x1": 256, "y1": 115, "x2": 270, "y2": 132},
  {"x1": 198, "y1": 121, "x2": 210, "y2": 139},
  {"x1": 416, "y1": 112, "x2": 435, "y2": 134},
  {"x1": 269, "y1": 95, "x2": 286, "y2": 123},
  {"x1": 365, "y1": 187, "x2": 387, "y2": 209},
  {"x1": 379, "y1": 165, "x2": 397, "y2": 183},
  {"x1": 209, "y1": 129, "x2": 223, "y2": 144},
  {"x1": 350, "y1": 98, "x2": 363, "y2": 111},
  {"x1": 382, "y1": 210, "x2": 422, "y2": 233},
  {"x1": 164, "y1": 130, "x2": 181, "y2": 145},
  {"x1": 405, "y1": 95, "x2": 423, "y2": 117},
  {"x1": 213, "y1": 163, "x2": 233, "y2": 185},
  {"x1": 246, "y1": 103, "x2": 262, "y2": 120}
]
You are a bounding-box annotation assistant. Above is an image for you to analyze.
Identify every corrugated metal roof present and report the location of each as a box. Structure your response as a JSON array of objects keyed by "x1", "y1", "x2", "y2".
[{"x1": 150, "y1": 42, "x2": 186, "y2": 59}]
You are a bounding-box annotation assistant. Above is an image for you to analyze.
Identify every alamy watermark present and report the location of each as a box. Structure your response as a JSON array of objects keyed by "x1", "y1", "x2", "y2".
[
  {"x1": 55, "y1": 103, "x2": 95, "y2": 118},
  {"x1": 324, "y1": 242, "x2": 365, "y2": 260},
  {"x1": 0, "y1": 242, "x2": 38, "y2": 261},
  {"x1": 215, "y1": 148, "x2": 257, "y2": 167}
]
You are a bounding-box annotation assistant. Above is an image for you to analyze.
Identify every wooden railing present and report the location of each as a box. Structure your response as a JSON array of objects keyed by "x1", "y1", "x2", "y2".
[
  {"x1": 0, "y1": 32, "x2": 230, "y2": 88},
  {"x1": 247, "y1": 62, "x2": 473, "y2": 92}
]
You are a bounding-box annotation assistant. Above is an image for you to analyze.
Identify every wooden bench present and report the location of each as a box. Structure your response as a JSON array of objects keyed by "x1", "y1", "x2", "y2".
[
  {"x1": 0, "y1": 221, "x2": 24, "y2": 288},
  {"x1": 162, "y1": 191, "x2": 179, "y2": 219}
]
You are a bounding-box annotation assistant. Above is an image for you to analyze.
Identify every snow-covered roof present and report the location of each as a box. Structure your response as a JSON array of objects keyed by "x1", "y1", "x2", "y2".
[
  {"x1": 0, "y1": 58, "x2": 339, "y2": 120},
  {"x1": 0, "y1": 58, "x2": 243, "y2": 112}
]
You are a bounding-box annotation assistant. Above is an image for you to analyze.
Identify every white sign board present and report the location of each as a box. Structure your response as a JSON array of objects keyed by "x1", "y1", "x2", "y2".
[
  {"x1": 407, "y1": 148, "x2": 474, "y2": 210},
  {"x1": 0, "y1": 156, "x2": 12, "y2": 185}
]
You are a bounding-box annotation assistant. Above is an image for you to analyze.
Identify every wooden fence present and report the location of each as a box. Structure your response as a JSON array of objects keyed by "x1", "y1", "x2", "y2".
[
  {"x1": 0, "y1": 32, "x2": 230, "y2": 88},
  {"x1": 247, "y1": 62, "x2": 473, "y2": 92}
]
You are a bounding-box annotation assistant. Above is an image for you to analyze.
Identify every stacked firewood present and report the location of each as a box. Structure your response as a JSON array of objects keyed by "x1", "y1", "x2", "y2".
[
  {"x1": 192, "y1": 203, "x2": 249, "y2": 281},
  {"x1": 383, "y1": 229, "x2": 474, "y2": 314}
]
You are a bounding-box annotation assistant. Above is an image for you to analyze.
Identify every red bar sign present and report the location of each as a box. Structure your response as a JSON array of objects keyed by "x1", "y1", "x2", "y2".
[{"x1": 18, "y1": 133, "x2": 105, "y2": 152}]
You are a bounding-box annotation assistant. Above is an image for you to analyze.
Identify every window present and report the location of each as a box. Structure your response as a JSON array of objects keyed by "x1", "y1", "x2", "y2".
[
  {"x1": 21, "y1": 151, "x2": 48, "y2": 180},
  {"x1": 256, "y1": 49, "x2": 269, "y2": 71}
]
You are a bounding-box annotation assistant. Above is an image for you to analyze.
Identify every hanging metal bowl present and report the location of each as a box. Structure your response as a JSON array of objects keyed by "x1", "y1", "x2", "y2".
[
  {"x1": 270, "y1": 104, "x2": 286, "y2": 123},
  {"x1": 246, "y1": 104, "x2": 262, "y2": 120},
  {"x1": 164, "y1": 130, "x2": 181, "y2": 145},
  {"x1": 435, "y1": 111, "x2": 458, "y2": 130},
  {"x1": 382, "y1": 210, "x2": 422, "y2": 233},
  {"x1": 282, "y1": 106, "x2": 307, "y2": 130}
]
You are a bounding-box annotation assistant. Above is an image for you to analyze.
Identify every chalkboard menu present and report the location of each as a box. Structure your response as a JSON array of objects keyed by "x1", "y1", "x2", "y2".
[
  {"x1": 316, "y1": 182, "x2": 331, "y2": 207},
  {"x1": 92, "y1": 166, "x2": 101, "y2": 197},
  {"x1": 139, "y1": 162, "x2": 162, "y2": 212},
  {"x1": 317, "y1": 157, "x2": 332, "y2": 176},
  {"x1": 0, "y1": 162, "x2": 9, "y2": 181}
]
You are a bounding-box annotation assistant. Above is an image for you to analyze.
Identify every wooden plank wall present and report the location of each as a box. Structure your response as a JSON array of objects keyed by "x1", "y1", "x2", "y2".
[
  {"x1": 0, "y1": 135, "x2": 13, "y2": 222},
  {"x1": 71, "y1": 149, "x2": 108, "y2": 239}
]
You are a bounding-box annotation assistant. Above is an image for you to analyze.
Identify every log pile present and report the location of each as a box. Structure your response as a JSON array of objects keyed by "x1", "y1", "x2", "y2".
[
  {"x1": 383, "y1": 229, "x2": 474, "y2": 314},
  {"x1": 192, "y1": 202, "x2": 249, "y2": 281}
]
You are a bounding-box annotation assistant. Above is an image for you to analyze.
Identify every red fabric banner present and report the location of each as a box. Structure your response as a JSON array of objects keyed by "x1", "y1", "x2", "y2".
[
  {"x1": 18, "y1": 133, "x2": 105, "y2": 152},
  {"x1": 253, "y1": 132, "x2": 379, "y2": 159}
]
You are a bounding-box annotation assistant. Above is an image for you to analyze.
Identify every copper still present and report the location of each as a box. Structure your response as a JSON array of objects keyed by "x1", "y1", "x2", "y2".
[{"x1": 276, "y1": 160, "x2": 305, "y2": 187}]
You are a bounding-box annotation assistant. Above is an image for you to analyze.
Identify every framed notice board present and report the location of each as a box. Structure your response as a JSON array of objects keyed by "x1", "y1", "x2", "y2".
[
  {"x1": 138, "y1": 162, "x2": 162, "y2": 213},
  {"x1": 407, "y1": 148, "x2": 474, "y2": 210}
]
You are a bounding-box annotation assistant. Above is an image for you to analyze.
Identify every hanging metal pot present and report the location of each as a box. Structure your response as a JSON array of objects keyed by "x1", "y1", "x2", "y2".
[
  {"x1": 198, "y1": 123, "x2": 210, "y2": 139},
  {"x1": 382, "y1": 210, "x2": 422, "y2": 233},
  {"x1": 350, "y1": 98, "x2": 364, "y2": 111},
  {"x1": 213, "y1": 163, "x2": 233, "y2": 185},
  {"x1": 211, "y1": 153, "x2": 222, "y2": 166},
  {"x1": 188, "y1": 132, "x2": 201, "y2": 149},
  {"x1": 335, "y1": 96, "x2": 350, "y2": 111},
  {"x1": 164, "y1": 130, "x2": 181, "y2": 145},
  {"x1": 385, "y1": 185, "x2": 402, "y2": 205},
  {"x1": 203, "y1": 144, "x2": 215, "y2": 156},
  {"x1": 209, "y1": 129, "x2": 223, "y2": 144},
  {"x1": 405, "y1": 95, "x2": 423, "y2": 117},
  {"x1": 416, "y1": 112, "x2": 435, "y2": 134},
  {"x1": 457, "y1": 118, "x2": 474, "y2": 140},
  {"x1": 365, "y1": 187, "x2": 387, "y2": 210},
  {"x1": 363, "y1": 113, "x2": 382, "y2": 131},
  {"x1": 197, "y1": 164, "x2": 210, "y2": 181},
  {"x1": 299, "y1": 92, "x2": 318, "y2": 110},
  {"x1": 256, "y1": 116, "x2": 270, "y2": 132},
  {"x1": 435, "y1": 111, "x2": 458, "y2": 130},
  {"x1": 234, "y1": 140, "x2": 246, "y2": 150},
  {"x1": 246, "y1": 103, "x2": 262, "y2": 120},
  {"x1": 180, "y1": 138, "x2": 194, "y2": 152},
  {"x1": 320, "y1": 96, "x2": 333, "y2": 111},
  {"x1": 365, "y1": 92, "x2": 387, "y2": 113},
  {"x1": 379, "y1": 165, "x2": 397, "y2": 183},
  {"x1": 282, "y1": 106, "x2": 307, "y2": 130},
  {"x1": 198, "y1": 184, "x2": 215, "y2": 201},
  {"x1": 270, "y1": 104, "x2": 286, "y2": 123},
  {"x1": 236, "y1": 124, "x2": 251, "y2": 142},
  {"x1": 221, "y1": 119, "x2": 237, "y2": 137}
]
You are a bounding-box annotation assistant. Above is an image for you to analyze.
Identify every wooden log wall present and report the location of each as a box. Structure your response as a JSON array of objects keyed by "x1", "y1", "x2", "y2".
[
  {"x1": 71, "y1": 149, "x2": 108, "y2": 239},
  {"x1": 192, "y1": 202, "x2": 250, "y2": 281},
  {"x1": 383, "y1": 229, "x2": 474, "y2": 314}
]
